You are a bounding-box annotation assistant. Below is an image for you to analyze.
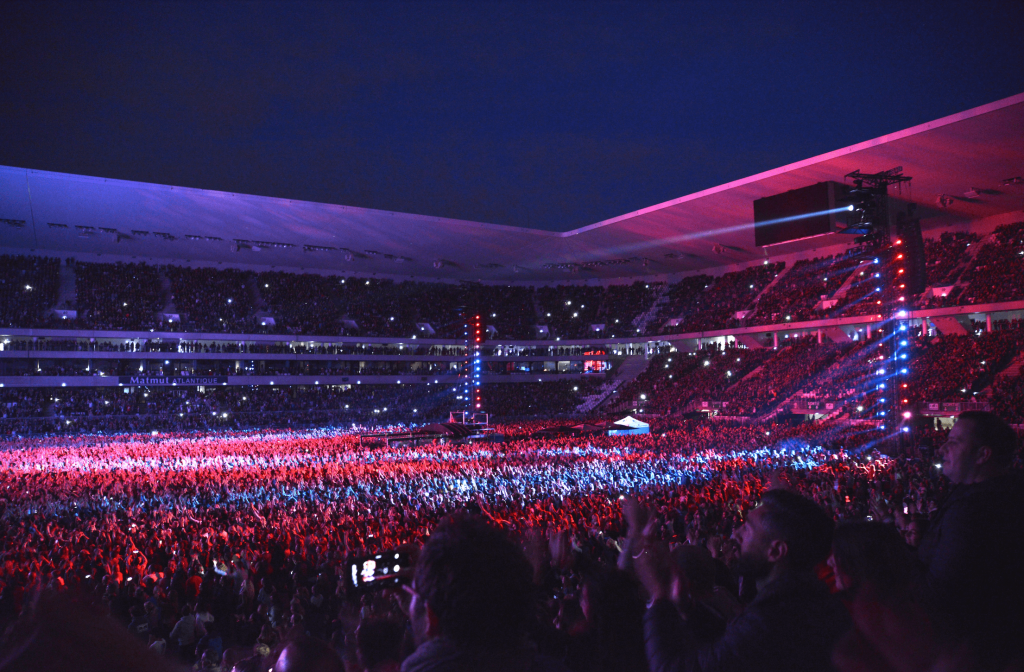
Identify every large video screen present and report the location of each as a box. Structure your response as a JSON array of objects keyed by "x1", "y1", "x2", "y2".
[{"x1": 754, "y1": 182, "x2": 838, "y2": 247}]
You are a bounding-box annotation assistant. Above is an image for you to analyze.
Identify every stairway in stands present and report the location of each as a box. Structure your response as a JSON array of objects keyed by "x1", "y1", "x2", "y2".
[
  {"x1": 938, "y1": 232, "x2": 994, "y2": 303},
  {"x1": 54, "y1": 259, "x2": 77, "y2": 310},
  {"x1": 157, "y1": 270, "x2": 175, "y2": 315},
  {"x1": 979, "y1": 349, "x2": 1024, "y2": 398},
  {"x1": 577, "y1": 354, "x2": 651, "y2": 414},
  {"x1": 743, "y1": 262, "x2": 793, "y2": 324},
  {"x1": 632, "y1": 283, "x2": 672, "y2": 335},
  {"x1": 831, "y1": 260, "x2": 871, "y2": 302}
]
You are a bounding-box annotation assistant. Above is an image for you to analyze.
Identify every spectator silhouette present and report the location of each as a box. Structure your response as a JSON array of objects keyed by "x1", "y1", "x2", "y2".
[
  {"x1": 402, "y1": 514, "x2": 567, "y2": 672},
  {"x1": 357, "y1": 618, "x2": 407, "y2": 672},
  {"x1": 918, "y1": 410, "x2": 1024, "y2": 667},
  {"x1": 273, "y1": 636, "x2": 343, "y2": 672},
  {"x1": 828, "y1": 521, "x2": 919, "y2": 605},
  {"x1": 639, "y1": 490, "x2": 850, "y2": 672}
]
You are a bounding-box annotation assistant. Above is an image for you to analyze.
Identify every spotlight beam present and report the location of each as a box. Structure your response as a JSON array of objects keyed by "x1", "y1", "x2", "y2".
[{"x1": 539, "y1": 206, "x2": 855, "y2": 266}]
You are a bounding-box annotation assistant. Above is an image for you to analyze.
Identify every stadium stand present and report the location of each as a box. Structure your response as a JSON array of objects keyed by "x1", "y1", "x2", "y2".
[
  {"x1": 74, "y1": 261, "x2": 164, "y2": 331},
  {"x1": 749, "y1": 251, "x2": 862, "y2": 326},
  {"x1": 957, "y1": 221, "x2": 1024, "y2": 304},
  {"x1": 166, "y1": 266, "x2": 256, "y2": 333},
  {"x1": 0, "y1": 255, "x2": 61, "y2": 327}
]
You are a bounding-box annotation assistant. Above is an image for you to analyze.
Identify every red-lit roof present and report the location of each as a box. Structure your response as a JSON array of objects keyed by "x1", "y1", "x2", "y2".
[{"x1": 2, "y1": 93, "x2": 1022, "y2": 282}]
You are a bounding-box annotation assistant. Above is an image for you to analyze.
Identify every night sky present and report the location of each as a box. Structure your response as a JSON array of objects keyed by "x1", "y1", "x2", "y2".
[{"x1": 2, "y1": 1, "x2": 1022, "y2": 232}]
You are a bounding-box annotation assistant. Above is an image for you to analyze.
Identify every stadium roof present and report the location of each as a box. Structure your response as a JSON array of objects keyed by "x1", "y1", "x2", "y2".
[{"x1": 2, "y1": 92, "x2": 1022, "y2": 283}]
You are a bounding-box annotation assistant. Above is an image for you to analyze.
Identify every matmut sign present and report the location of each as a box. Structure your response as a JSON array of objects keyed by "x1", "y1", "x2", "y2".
[{"x1": 118, "y1": 375, "x2": 227, "y2": 386}]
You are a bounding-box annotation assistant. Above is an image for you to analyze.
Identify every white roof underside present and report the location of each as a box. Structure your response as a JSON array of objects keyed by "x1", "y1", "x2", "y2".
[{"x1": 2, "y1": 93, "x2": 1022, "y2": 283}]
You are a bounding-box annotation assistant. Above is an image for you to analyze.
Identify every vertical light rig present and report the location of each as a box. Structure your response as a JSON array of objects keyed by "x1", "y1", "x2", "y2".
[
  {"x1": 460, "y1": 310, "x2": 471, "y2": 412},
  {"x1": 472, "y1": 314, "x2": 484, "y2": 412},
  {"x1": 844, "y1": 168, "x2": 913, "y2": 451},
  {"x1": 893, "y1": 236, "x2": 914, "y2": 446}
]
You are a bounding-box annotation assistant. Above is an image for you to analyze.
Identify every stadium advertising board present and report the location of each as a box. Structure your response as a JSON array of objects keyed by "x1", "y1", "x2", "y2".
[{"x1": 118, "y1": 375, "x2": 228, "y2": 386}]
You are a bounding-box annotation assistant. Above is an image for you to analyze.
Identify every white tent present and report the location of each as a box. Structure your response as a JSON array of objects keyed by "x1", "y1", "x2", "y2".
[{"x1": 608, "y1": 415, "x2": 650, "y2": 435}]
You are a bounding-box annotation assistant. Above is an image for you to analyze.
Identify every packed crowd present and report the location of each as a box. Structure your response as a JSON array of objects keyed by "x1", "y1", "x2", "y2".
[
  {"x1": 5, "y1": 320, "x2": 1023, "y2": 439},
  {"x1": 0, "y1": 385, "x2": 463, "y2": 437},
  {"x1": 75, "y1": 261, "x2": 166, "y2": 331},
  {"x1": 0, "y1": 412, "x2": 1020, "y2": 672},
  {"x1": 924, "y1": 230, "x2": 979, "y2": 287},
  {"x1": 721, "y1": 338, "x2": 851, "y2": 415},
  {"x1": 470, "y1": 285, "x2": 538, "y2": 340},
  {"x1": 831, "y1": 251, "x2": 897, "y2": 318},
  {"x1": 481, "y1": 380, "x2": 603, "y2": 418},
  {"x1": 898, "y1": 327, "x2": 1024, "y2": 404},
  {"x1": 663, "y1": 263, "x2": 784, "y2": 334},
  {"x1": 0, "y1": 357, "x2": 464, "y2": 379},
  {"x1": 166, "y1": 267, "x2": 257, "y2": 333},
  {"x1": 749, "y1": 252, "x2": 863, "y2": 326},
  {"x1": 620, "y1": 323, "x2": 1024, "y2": 420},
  {"x1": 0, "y1": 255, "x2": 61, "y2": 329},
  {"x1": 2, "y1": 338, "x2": 466, "y2": 357},
  {"x1": 957, "y1": 221, "x2": 1024, "y2": 305},
  {"x1": 655, "y1": 275, "x2": 713, "y2": 335},
  {"x1": 617, "y1": 347, "x2": 775, "y2": 415},
  {"x1": 797, "y1": 339, "x2": 875, "y2": 401},
  {"x1": 3, "y1": 225, "x2": 1023, "y2": 340},
  {"x1": 993, "y1": 364, "x2": 1024, "y2": 422},
  {"x1": 258, "y1": 274, "x2": 468, "y2": 339},
  {"x1": 534, "y1": 283, "x2": 661, "y2": 339}
]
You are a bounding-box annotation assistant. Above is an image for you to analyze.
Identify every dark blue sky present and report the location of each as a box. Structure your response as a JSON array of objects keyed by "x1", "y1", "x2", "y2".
[{"x1": 2, "y1": 1, "x2": 1022, "y2": 231}]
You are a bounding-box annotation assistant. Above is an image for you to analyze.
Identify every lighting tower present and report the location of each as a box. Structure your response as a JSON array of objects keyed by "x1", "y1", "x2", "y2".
[
  {"x1": 453, "y1": 308, "x2": 485, "y2": 418},
  {"x1": 471, "y1": 313, "x2": 484, "y2": 413},
  {"x1": 840, "y1": 167, "x2": 915, "y2": 452}
]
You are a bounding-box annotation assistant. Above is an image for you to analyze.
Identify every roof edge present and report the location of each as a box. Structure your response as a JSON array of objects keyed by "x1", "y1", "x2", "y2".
[
  {"x1": 0, "y1": 164, "x2": 557, "y2": 238},
  {"x1": 560, "y1": 91, "x2": 1024, "y2": 238}
]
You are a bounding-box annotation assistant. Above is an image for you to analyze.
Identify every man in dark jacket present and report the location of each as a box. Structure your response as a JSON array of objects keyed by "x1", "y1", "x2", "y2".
[
  {"x1": 919, "y1": 411, "x2": 1023, "y2": 667},
  {"x1": 639, "y1": 489, "x2": 849, "y2": 672},
  {"x1": 402, "y1": 514, "x2": 567, "y2": 672}
]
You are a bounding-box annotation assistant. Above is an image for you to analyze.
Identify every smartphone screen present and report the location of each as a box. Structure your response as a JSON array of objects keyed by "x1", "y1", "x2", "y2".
[{"x1": 347, "y1": 551, "x2": 413, "y2": 591}]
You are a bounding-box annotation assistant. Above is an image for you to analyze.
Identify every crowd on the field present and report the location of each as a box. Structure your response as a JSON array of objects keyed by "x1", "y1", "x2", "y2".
[{"x1": 0, "y1": 413, "x2": 1020, "y2": 672}]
